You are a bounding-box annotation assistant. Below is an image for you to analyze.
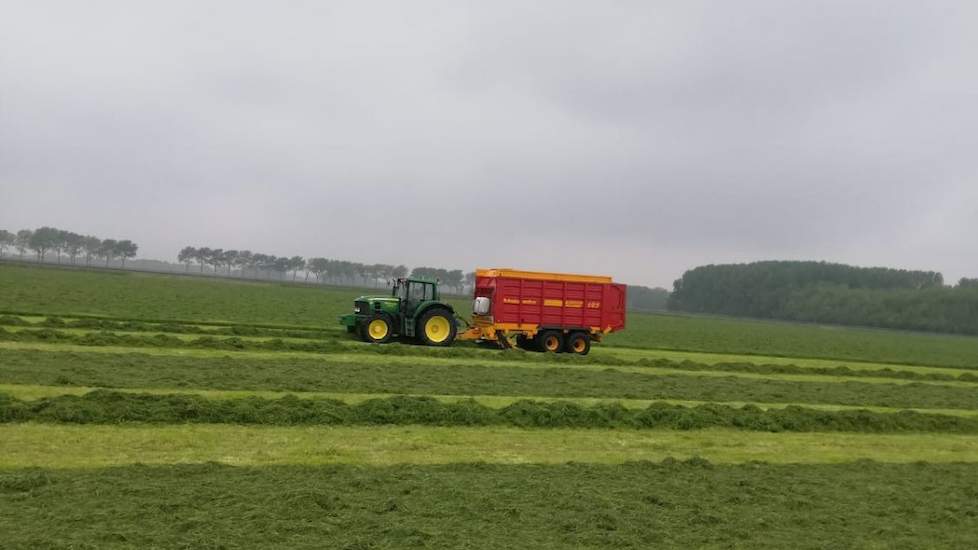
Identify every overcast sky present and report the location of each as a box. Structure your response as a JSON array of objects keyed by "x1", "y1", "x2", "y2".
[{"x1": 1, "y1": 1, "x2": 976, "y2": 287}]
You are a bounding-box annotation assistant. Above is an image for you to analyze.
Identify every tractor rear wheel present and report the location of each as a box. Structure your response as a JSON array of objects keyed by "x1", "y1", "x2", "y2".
[
  {"x1": 537, "y1": 330, "x2": 564, "y2": 353},
  {"x1": 565, "y1": 332, "x2": 591, "y2": 355},
  {"x1": 362, "y1": 314, "x2": 393, "y2": 344},
  {"x1": 418, "y1": 309, "x2": 457, "y2": 347}
]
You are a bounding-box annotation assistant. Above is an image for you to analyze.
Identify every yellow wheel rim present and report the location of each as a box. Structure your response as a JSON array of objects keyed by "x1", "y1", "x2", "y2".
[
  {"x1": 572, "y1": 338, "x2": 586, "y2": 353},
  {"x1": 368, "y1": 319, "x2": 389, "y2": 340},
  {"x1": 545, "y1": 336, "x2": 560, "y2": 351},
  {"x1": 424, "y1": 316, "x2": 451, "y2": 343}
]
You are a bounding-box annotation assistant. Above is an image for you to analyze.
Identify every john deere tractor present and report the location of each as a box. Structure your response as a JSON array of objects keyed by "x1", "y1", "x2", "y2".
[{"x1": 339, "y1": 277, "x2": 458, "y2": 346}]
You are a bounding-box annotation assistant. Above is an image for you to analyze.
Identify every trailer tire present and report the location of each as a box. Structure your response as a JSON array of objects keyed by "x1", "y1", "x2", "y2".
[
  {"x1": 566, "y1": 332, "x2": 591, "y2": 355},
  {"x1": 418, "y1": 308, "x2": 457, "y2": 347},
  {"x1": 537, "y1": 330, "x2": 564, "y2": 353},
  {"x1": 516, "y1": 334, "x2": 534, "y2": 351},
  {"x1": 362, "y1": 314, "x2": 394, "y2": 344}
]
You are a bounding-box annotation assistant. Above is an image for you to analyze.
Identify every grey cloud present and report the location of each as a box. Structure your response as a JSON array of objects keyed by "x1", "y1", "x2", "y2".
[{"x1": 1, "y1": 1, "x2": 976, "y2": 287}]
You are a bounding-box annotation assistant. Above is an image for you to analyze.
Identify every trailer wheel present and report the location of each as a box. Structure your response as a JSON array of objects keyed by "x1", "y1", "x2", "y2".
[
  {"x1": 418, "y1": 309, "x2": 457, "y2": 346},
  {"x1": 566, "y1": 332, "x2": 591, "y2": 355},
  {"x1": 362, "y1": 314, "x2": 393, "y2": 344},
  {"x1": 516, "y1": 334, "x2": 534, "y2": 351},
  {"x1": 538, "y1": 330, "x2": 564, "y2": 353}
]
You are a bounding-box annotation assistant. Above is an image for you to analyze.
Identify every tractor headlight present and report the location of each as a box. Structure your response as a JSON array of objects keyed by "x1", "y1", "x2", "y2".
[{"x1": 354, "y1": 305, "x2": 361, "y2": 313}]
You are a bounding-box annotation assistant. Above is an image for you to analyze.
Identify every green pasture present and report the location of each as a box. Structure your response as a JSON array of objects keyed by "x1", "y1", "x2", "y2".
[
  {"x1": 4, "y1": 263, "x2": 978, "y2": 368},
  {"x1": 2, "y1": 461, "x2": 976, "y2": 549},
  {"x1": 4, "y1": 263, "x2": 978, "y2": 548},
  {"x1": 3, "y1": 424, "x2": 978, "y2": 467}
]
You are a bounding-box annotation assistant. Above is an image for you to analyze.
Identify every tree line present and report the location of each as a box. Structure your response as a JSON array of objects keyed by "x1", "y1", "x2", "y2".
[
  {"x1": 1, "y1": 230, "x2": 672, "y2": 309},
  {"x1": 177, "y1": 246, "x2": 412, "y2": 285},
  {"x1": 176, "y1": 246, "x2": 476, "y2": 292},
  {"x1": 669, "y1": 261, "x2": 978, "y2": 335},
  {"x1": 0, "y1": 227, "x2": 138, "y2": 267},
  {"x1": 627, "y1": 285, "x2": 670, "y2": 311}
]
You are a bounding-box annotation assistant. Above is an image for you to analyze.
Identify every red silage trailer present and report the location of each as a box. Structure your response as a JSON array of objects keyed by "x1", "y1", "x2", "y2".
[{"x1": 459, "y1": 268, "x2": 627, "y2": 355}]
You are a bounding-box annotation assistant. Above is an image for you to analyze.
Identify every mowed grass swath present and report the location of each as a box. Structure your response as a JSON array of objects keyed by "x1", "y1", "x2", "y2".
[{"x1": 1, "y1": 263, "x2": 977, "y2": 548}]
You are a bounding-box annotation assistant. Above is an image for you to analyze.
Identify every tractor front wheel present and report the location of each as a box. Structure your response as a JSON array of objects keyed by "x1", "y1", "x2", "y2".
[
  {"x1": 418, "y1": 309, "x2": 457, "y2": 347},
  {"x1": 361, "y1": 314, "x2": 393, "y2": 344}
]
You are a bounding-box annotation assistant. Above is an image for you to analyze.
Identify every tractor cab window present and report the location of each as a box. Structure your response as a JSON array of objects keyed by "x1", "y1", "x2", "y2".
[{"x1": 409, "y1": 282, "x2": 431, "y2": 302}]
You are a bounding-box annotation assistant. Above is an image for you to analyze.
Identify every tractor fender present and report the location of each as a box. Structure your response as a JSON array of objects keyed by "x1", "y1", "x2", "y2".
[{"x1": 413, "y1": 301, "x2": 455, "y2": 319}]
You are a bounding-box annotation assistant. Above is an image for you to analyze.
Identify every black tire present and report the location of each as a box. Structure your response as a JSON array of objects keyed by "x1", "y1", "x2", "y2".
[
  {"x1": 362, "y1": 313, "x2": 394, "y2": 344},
  {"x1": 565, "y1": 332, "x2": 591, "y2": 355},
  {"x1": 346, "y1": 324, "x2": 358, "y2": 334},
  {"x1": 516, "y1": 334, "x2": 534, "y2": 351},
  {"x1": 537, "y1": 330, "x2": 564, "y2": 353},
  {"x1": 418, "y1": 308, "x2": 457, "y2": 347}
]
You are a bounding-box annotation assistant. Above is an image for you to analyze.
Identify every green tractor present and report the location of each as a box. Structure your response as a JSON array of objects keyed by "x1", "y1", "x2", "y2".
[{"x1": 339, "y1": 277, "x2": 458, "y2": 346}]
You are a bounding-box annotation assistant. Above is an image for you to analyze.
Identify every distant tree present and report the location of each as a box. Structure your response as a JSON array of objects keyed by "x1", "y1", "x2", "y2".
[
  {"x1": 52, "y1": 229, "x2": 70, "y2": 263},
  {"x1": 98, "y1": 239, "x2": 118, "y2": 267},
  {"x1": 251, "y1": 253, "x2": 270, "y2": 278},
  {"x1": 195, "y1": 247, "x2": 213, "y2": 273},
  {"x1": 288, "y1": 256, "x2": 305, "y2": 281},
  {"x1": 114, "y1": 240, "x2": 138, "y2": 267},
  {"x1": 306, "y1": 257, "x2": 329, "y2": 282},
  {"x1": 627, "y1": 285, "x2": 670, "y2": 311},
  {"x1": 63, "y1": 232, "x2": 85, "y2": 264},
  {"x1": 235, "y1": 250, "x2": 253, "y2": 277},
  {"x1": 273, "y1": 256, "x2": 290, "y2": 279},
  {"x1": 15, "y1": 230, "x2": 32, "y2": 259},
  {"x1": 365, "y1": 263, "x2": 392, "y2": 287},
  {"x1": 0, "y1": 230, "x2": 13, "y2": 258},
  {"x1": 667, "y1": 260, "x2": 978, "y2": 335},
  {"x1": 393, "y1": 265, "x2": 408, "y2": 279},
  {"x1": 28, "y1": 226, "x2": 61, "y2": 261},
  {"x1": 410, "y1": 267, "x2": 437, "y2": 280},
  {"x1": 378, "y1": 264, "x2": 396, "y2": 286},
  {"x1": 464, "y1": 271, "x2": 476, "y2": 291},
  {"x1": 959, "y1": 278, "x2": 978, "y2": 289},
  {"x1": 222, "y1": 250, "x2": 239, "y2": 275},
  {"x1": 177, "y1": 246, "x2": 197, "y2": 272},
  {"x1": 206, "y1": 249, "x2": 224, "y2": 274},
  {"x1": 82, "y1": 236, "x2": 101, "y2": 266},
  {"x1": 445, "y1": 269, "x2": 464, "y2": 294}
]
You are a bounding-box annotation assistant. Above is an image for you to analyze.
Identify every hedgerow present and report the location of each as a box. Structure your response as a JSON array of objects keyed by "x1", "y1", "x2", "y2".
[{"x1": 2, "y1": 391, "x2": 976, "y2": 433}]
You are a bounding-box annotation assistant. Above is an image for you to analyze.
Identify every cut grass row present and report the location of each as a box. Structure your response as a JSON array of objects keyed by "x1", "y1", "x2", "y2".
[
  {"x1": 0, "y1": 313, "x2": 340, "y2": 338},
  {"x1": 3, "y1": 348, "x2": 976, "y2": 410},
  {"x1": 5, "y1": 391, "x2": 975, "y2": 434},
  {"x1": 6, "y1": 311, "x2": 978, "y2": 377},
  {"x1": 2, "y1": 461, "x2": 976, "y2": 549},
  {"x1": 7, "y1": 383, "x2": 977, "y2": 418},
  {"x1": 5, "y1": 329, "x2": 977, "y2": 386}
]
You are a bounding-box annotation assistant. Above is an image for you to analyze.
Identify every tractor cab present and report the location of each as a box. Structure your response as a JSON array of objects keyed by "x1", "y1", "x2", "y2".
[
  {"x1": 392, "y1": 277, "x2": 439, "y2": 318},
  {"x1": 339, "y1": 277, "x2": 457, "y2": 346}
]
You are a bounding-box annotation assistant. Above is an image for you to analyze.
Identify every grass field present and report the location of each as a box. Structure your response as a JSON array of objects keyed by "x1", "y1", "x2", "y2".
[{"x1": 1, "y1": 263, "x2": 977, "y2": 548}]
